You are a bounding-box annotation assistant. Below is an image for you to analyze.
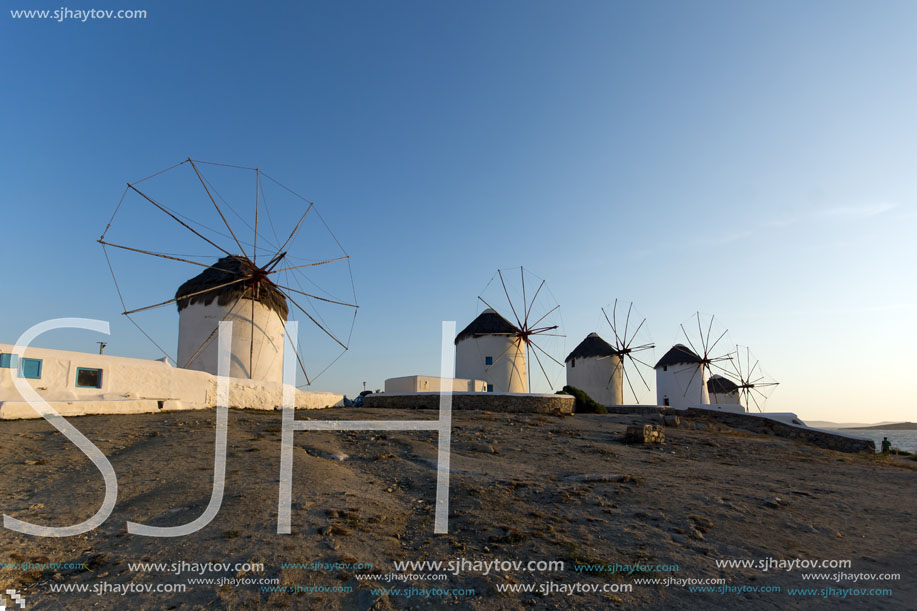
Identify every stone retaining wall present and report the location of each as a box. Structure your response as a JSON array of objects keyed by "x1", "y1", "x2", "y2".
[{"x1": 363, "y1": 392, "x2": 574, "y2": 414}]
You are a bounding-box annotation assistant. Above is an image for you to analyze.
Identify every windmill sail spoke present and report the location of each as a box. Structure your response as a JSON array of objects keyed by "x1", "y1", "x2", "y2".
[
  {"x1": 626, "y1": 318, "x2": 646, "y2": 349},
  {"x1": 528, "y1": 325, "x2": 560, "y2": 335},
  {"x1": 524, "y1": 280, "x2": 545, "y2": 328},
  {"x1": 476, "y1": 296, "x2": 520, "y2": 334},
  {"x1": 621, "y1": 364, "x2": 638, "y2": 404},
  {"x1": 709, "y1": 361, "x2": 736, "y2": 377},
  {"x1": 707, "y1": 329, "x2": 729, "y2": 357},
  {"x1": 270, "y1": 203, "x2": 314, "y2": 262},
  {"x1": 497, "y1": 269, "x2": 523, "y2": 329},
  {"x1": 606, "y1": 359, "x2": 623, "y2": 388},
  {"x1": 750, "y1": 391, "x2": 763, "y2": 413},
  {"x1": 704, "y1": 313, "x2": 715, "y2": 357},
  {"x1": 289, "y1": 337, "x2": 313, "y2": 386},
  {"x1": 629, "y1": 355, "x2": 655, "y2": 370},
  {"x1": 189, "y1": 158, "x2": 249, "y2": 259},
  {"x1": 696, "y1": 312, "x2": 707, "y2": 355},
  {"x1": 623, "y1": 302, "x2": 633, "y2": 347},
  {"x1": 680, "y1": 324, "x2": 702, "y2": 357},
  {"x1": 98, "y1": 240, "x2": 235, "y2": 273},
  {"x1": 273, "y1": 283, "x2": 358, "y2": 308},
  {"x1": 269, "y1": 255, "x2": 350, "y2": 274},
  {"x1": 253, "y1": 168, "x2": 260, "y2": 265},
  {"x1": 529, "y1": 339, "x2": 563, "y2": 368},
  {"x1": 127, "y1": 183, "x2": 234, "y2": 258},
  {"x1": 628, "y1": 356, "x2": 652, "y2": 391},
  {"x1": 123, "y1": 276, "x2": 252, "y2": 315},
  {"x1": 682, "y1": 364, "x2": 701, "y2": 398},
  {"x1": 528, "y1": 341, "x2": 554, "y2": 391},
  {"x1": 602, "y1": 307, "x2": 623, "y2": 346},
  {"x1": 282, "y1": 290, "x2": 348, "y2": 349},
  {"x1": 528, "y1": 304, "x2": 559, "y2": 329}
]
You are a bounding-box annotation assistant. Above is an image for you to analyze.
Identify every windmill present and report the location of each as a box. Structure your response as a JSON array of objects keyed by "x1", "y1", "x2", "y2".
[
  {"x1": 455, "y1": 267, "x2": 564, "y2": 393},
  {"x1": 654, "y1": 312, "x2": 734, "y2": 408},
  {"x1": 722, "y1": 345, "x2": 779, "y2": 412},
  {"x1": 99, "y1": 158, "x2": 358, "y2": 387},
  {"x1": 599, "y1": 299, "x2": 655, "y2": 404}
]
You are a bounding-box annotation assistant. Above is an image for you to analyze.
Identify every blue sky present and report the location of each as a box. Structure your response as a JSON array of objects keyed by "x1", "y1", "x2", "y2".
[{"x1": 2, "y1": 1, "x2": 915, "y2": 422}]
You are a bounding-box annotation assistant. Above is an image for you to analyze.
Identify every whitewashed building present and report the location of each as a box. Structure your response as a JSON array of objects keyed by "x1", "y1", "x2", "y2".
[
  {"x1": 654, "y1": 344, "x2": 708, "y2": 409},
  {"x1": 384, "y1": 375, "x2": 487, "y2": 393},
  {"x1": 0, "y1": 344, "x2": 341, "y2": 419},
  {"x1": 454, "y1": 309, "x2": 527, "y2": 393},
  {"x1": 564, "y1": 333, "x2": 623, "y2": 406}
]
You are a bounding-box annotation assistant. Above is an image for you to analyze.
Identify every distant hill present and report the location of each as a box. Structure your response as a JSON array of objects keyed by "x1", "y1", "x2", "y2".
[
  {"x1": 846, "y1": 422, "x2": 917, "y2": 431},
  {"x1": 806, "y1": 420, "x2": 896, "y2": 429}
]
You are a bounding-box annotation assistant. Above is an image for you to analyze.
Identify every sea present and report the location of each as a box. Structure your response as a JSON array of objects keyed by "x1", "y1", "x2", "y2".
[{"x1": 825, "y1": 429, "x2": 917, "y2": 454}]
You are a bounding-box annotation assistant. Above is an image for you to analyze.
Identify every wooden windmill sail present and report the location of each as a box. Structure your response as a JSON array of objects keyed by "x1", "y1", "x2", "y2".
[
  {"x1": 456, "y1": 267, "x2": 565, "y2": 393},
  {"x1": 721, "y1": 345, "x2": 779, "y2": 412},
  {"x1": 99, "y1": 158, "x2": 357, "y2": 386},
  {"x1": 600, "y1": 299, "x2": 655, "y2": 403}
]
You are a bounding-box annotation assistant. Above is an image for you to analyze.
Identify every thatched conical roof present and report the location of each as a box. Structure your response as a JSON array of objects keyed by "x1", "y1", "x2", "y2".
[
  {"x1": 707, "y1": 374, "x2": 738, "y2": 394},
  {"x1": 454, "y1": 309, "x2": 519, "y2": 344},
  {"x1": 565, "y1": 332, "x2": 617, "y2": 362},
  {"x1": 175, "y1": 255, "x2": 288, "y2": 319},
  {"x1": 654, "y1": 344, "x2": 701, "y2": 368}
]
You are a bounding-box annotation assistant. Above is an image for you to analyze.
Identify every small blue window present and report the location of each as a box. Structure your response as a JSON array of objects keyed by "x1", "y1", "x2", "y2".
[
  {"x1": 0, "y1": 353, "x2": 18, "y2": 368},
  {"x1": 19, "y1": 358, "x2": 42, "y2": 379},
  {"x1": 76, "y1": 367, "x2": 103, "y2": 388},
  {"x1": 484, "y1": 356, "x2": 493, "y2": 366},
  {"x1": 486, "y1": 383, "x2": 494, "y2": 392}
]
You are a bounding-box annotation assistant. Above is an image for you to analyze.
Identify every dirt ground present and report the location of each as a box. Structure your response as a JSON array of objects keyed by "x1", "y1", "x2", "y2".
[{"x1": 0, "y1": 407, "x2": 914, "y2": 610}]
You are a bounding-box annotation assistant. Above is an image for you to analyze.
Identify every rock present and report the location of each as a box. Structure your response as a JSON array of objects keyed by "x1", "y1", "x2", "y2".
[
  {"x1": 624, "y1": 425, "x2": 665, "y2": 444},
  {"x1": 663, "y1": 415, "x2": 681, "y2": 427},
  {"x1": 763, "y1": 497, "x2": 786, "y2": 509}
]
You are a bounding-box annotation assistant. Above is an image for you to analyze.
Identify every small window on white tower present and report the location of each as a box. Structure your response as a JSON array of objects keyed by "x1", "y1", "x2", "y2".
[
  {"x1": 571, "y1": 359, "x2": 575, "y2": 368},
  {"x1": 486, "y1": 383, "x2": 494, "y2": 392},
  {"x1": 484, "y1": 356, "x2": 493, "y2": 366}
]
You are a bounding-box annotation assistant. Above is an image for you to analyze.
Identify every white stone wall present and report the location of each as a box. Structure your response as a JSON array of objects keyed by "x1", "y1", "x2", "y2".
[
  {"x1": 566, "y1": 355, "x2": 623, "y2": 406},
  {"x1": 384, "y1": 376, "x2": 487, "y2": 393},
  {"x1": 455, "y1": 334, "x2": 527, "y2": 393},
  {"x1": 177, "y1": 298, "x2": 286, "y2": 383}
]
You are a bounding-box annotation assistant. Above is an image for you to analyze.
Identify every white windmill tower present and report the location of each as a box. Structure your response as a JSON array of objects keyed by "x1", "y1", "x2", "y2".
[
  {"x1": 455, "y1": 267, "x2": 564, "y2": 393},
  {"x1": 565, "y1": 300, "x2": 655, "y2": 406},
  {"x1": 454, "y1": 308, "x2": 527, "y2": 393},
  {"x1": 99, "y1": 158, "x2": 358, "y2": 387},
  {"x1": 706, "y1": 374, "x2": 741, "y2": 405},
  {"x1": 654, "y1": 312, "x2": 733, "y2": 409}
]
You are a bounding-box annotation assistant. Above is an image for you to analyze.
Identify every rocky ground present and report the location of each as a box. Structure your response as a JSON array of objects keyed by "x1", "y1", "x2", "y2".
[{"x1": 0, "y1": 407, "x2": 914, "y2": 610}]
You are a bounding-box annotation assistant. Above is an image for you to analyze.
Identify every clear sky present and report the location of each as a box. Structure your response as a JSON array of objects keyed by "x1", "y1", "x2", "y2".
[{"x1": 2, "y1": 1, "x2": 915, "y2": 422}]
